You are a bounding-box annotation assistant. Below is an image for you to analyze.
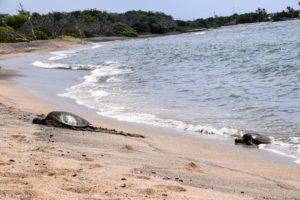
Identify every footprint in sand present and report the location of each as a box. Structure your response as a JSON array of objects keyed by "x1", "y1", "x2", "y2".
[
  {"x1": 10, "y1": 135, "x2": 28, "y2": 143},
  {"x1": 0, "y1": 178, "x2": 30, "y2": 186},
  {"x1": 0, "y1": 190, "x2": 35, "y2": 200},
  {"x1": 0, "y1": 172, "x2": 27, "y2": 179},
  {"x1": 0, "y1": 161, "x2": 11, "y2": 167},
  {"x1": 120, "y1": 145, "x2": 135, "y2": 153},
  {"x1": 88, "y1": 163, "x2": 102, "y2": 169},
  {"x1": 184, "y1": 162, "x2": 203, "y2": 173},
  {"x1": 61, "y1": 185, "x2": 92, "y2": 194},
  {"x1": 80, "y1": 162, "x2": 102, "y2": 169},
  {"x1": 139, "y1": 188, "x2": 156, "y2": 195},
  {"x1": 157, "y1": 185, "x2": 187, "y2": 192}
]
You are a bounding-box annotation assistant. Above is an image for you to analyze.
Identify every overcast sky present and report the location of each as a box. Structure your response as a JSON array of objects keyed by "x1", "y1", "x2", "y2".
[{"x1": 0, "y1": 0, "x2": 299, "y2": 20}]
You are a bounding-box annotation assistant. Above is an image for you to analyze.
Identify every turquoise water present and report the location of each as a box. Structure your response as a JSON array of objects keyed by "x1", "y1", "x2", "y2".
[{"x1": 32, "y1": 20, "x2": 300, "y2": 163}]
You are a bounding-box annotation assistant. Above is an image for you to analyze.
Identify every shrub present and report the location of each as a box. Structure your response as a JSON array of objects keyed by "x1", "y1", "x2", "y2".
[
  {"x1": 3, "y1": 14, "x2": 28, "y2": 30},
  {"x1": 60, "y1": 35, "x2": 76, "y2": 39},
  {"x1": 63, "y1": 28, "x2": 82, "y2": 38},
  {"x1": 34, "y1": 27, "x2": 51, "y2": 36},
  {"x1": 113, "y1": 22, "x2": 138, "y2": 37},
  {"x1": 33, "y1": 27, "x2": 51, "y2": 40},
  {"x1": 150, "y1": 21, "x2": 168, "y2": 33},
  {"x1": 34, "y1": 30, "x2": 48, "y2": 40},
  {"x1": 0, "y1": 26, "x2": 17, "y2": 42}
]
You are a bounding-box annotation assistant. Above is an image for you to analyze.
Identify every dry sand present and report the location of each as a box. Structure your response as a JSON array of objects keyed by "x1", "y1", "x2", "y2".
[{"x1": 0, "y1": 40, "x2": 300, "y2": 200}]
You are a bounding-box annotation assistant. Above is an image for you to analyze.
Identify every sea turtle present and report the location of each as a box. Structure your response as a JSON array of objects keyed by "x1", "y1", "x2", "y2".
[
  {"x1": 32, "y1": 111, "x2": 144, "y2": 138},
  {"x1": 32, "y1": 111, "x2": 91, "y2": 128},
  {"x1": 235, "y1": 132, "x2": 271, "y2": 145}
]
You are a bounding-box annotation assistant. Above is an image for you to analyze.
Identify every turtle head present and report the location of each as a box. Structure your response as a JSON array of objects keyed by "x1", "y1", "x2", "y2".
[
  {"x1": 235, "y1": 134, "x2": 254, "y2": 145},
  {"x1": 32, "y1": 117, "x2": 46, "y2": 125},
  {"x1": 234, "y1": 138, "x2": 244, "y2": 145}
]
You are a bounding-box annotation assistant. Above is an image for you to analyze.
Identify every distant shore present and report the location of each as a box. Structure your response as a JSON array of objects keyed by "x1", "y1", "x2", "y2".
[
  {"x1": 0, "y1": 33, "x2": 183, "y2": 60},
  {"x1": 0, "y1": 37, "x2": 300, "y2": 199}
]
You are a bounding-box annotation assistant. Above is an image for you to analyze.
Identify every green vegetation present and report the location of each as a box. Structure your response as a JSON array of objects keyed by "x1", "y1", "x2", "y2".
[
  {"x1": 3, "y1": 14, "x2": 28, "y2": 30},
  {"x1": 0, "y1": 5, "x2": 299, "y2": 43},
  {"x1": 60, "y1": 35, "x2": 76, "y2": 39},
  {"x1": 113, "y1": 22, "x2": 138, "y2": 37},
  {"x1": 0, "y1": 26, "x2": 17, "y2": 42}
]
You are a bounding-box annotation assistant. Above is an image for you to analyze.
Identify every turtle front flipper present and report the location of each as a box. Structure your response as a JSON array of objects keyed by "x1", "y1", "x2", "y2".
[{"x1": 32, "y1": 117, "x2": 46, "y2": 125}]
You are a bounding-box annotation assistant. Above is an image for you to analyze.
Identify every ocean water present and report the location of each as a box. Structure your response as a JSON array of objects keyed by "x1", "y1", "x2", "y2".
[{"x1": 32, "y1": 20, "x2": 300, "y2": 163}]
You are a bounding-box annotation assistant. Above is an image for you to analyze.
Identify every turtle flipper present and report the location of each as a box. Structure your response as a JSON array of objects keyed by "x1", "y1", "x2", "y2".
[{"x1": 32, "y1": 117, "x2": 46, "y2": 125}]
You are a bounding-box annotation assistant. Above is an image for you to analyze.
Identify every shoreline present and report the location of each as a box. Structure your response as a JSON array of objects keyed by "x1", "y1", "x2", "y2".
[
  {"x1": 0, "y1": 33, "x2": 181, "y2": 60},
  {"x1": 2, "y1": 38, "x2": 299, "y2": 166},
  {"x1": 1, "y1": 39, "x2": 300, "y2": 199}
]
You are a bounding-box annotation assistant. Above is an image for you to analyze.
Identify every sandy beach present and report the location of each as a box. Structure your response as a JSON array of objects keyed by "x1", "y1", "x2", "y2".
[{"x1": 1, "y1": 39, "x2": 300, "y2": 200}]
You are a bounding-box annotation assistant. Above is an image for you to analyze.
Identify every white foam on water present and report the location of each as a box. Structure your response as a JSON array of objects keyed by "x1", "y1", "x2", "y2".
[
  {"x1": 91, "y1": 44, "x2": 103, "y2": 49},
  {"x1": 32, "y1": 42, "x2": 104, "y2": 69},
  {"x1": 259, "y1": 145, "x2": 299, "y2": 159},
  {"x1": 48, "y1": 50, "x2": 78, "y2": 61},
  {"x1": 32, "y1": 60, "x2": 100, "y2": 70},
  {"x1": 290, "y1": 137, "x2": 300, "y2": 143},
  {"x1": 32, "y1": 61, "x2": 70, "y2": 69},
  {"x1": 90, "y1": 90, "x2": 109, "y2": 98},
  {"x1": 106, "y1": 77, "x2": 121, "y2": 83},
  {"x1": 96, "y1": 107, "x2": 239, "y2": 137},
  {"x1": 194, "y1": 31, "x2": 206, "y2": 35},
  {"x1": 259, "y1": 139, "x2": 300, "y2": 164},
  {"x1": 58, "y1": 61, "x2": 133, "y2": 108}
]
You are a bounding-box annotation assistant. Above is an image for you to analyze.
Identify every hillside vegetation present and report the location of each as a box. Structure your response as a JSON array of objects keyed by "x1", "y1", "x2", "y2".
[{"x1": 0, "y1": 5, "x2": 299, "y2": 43}]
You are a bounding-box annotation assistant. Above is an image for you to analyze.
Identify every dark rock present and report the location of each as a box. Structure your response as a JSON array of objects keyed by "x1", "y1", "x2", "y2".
[{"x1": 48, "y1": 172, "x2": 55, "y2": 176}]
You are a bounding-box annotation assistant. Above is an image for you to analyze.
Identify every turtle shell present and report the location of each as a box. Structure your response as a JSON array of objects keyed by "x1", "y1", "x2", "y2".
[
  {"x1": 45, "y1": 111, "x2": 91, "y2": 128},
  {"x1": 243, "y1": 133, "x2": 271, "y2": 145}
]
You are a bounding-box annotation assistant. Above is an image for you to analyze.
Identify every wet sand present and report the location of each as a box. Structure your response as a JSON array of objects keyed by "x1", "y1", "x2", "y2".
[{"x1": 0, "y1": 40, "x2": 300, "y2": 200}]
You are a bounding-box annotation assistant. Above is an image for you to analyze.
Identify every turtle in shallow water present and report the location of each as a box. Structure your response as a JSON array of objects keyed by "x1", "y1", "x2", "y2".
[
  {"x1": 235, "y1": 132, "x2": 271, "y2": 145},
  {"x1": 32, "y1": 111, "x2": 144, "y2": 138}
]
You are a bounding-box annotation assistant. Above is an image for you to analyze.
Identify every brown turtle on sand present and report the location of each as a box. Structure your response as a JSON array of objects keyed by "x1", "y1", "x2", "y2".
[
  {"x1": 235, "y1": 132, "x2": 271, "y2": 145},
  {"x1": 33, "y1": 111, "x2": 144, "y2": 138}
]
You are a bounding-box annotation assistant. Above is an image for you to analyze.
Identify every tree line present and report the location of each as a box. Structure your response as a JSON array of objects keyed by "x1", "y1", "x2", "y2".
[{"x1": 0, "y1": 4, "x2": 299, "y2": 42}]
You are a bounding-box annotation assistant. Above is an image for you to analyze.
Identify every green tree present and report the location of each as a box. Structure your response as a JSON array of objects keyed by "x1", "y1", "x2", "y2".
[
  {"x1": 3, "y1": 14, "x2": 28, "y2": 30},
  {"x1": 256, "y1": 8, "x2": 267, "y2": 21},
  {"x1": 113, "y1": 22, "x2": 138, "y2": 37}
]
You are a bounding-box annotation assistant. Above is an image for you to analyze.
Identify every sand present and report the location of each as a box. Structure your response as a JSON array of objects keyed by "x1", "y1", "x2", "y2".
[{"x1": 0, "y1": 40, "x2": 300, "y2": 200}]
